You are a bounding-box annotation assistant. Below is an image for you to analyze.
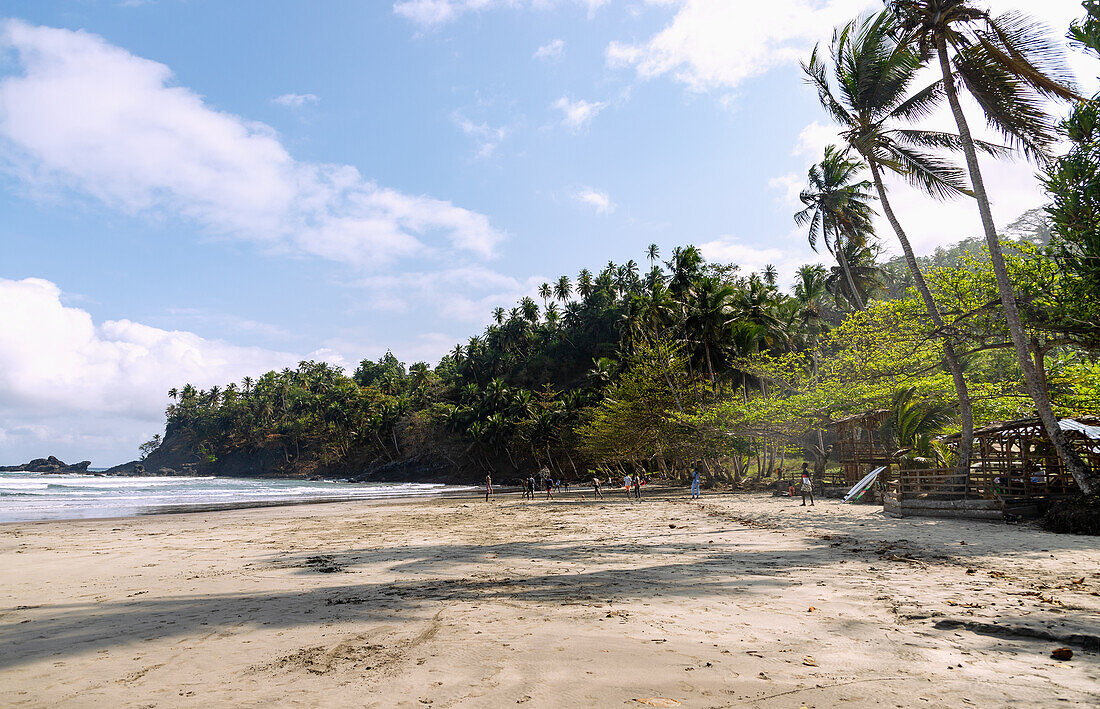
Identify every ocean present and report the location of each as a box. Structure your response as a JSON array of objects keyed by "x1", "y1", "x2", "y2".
[{"x1": 0, "y1": 471, "x2": 470, "y2": 523}]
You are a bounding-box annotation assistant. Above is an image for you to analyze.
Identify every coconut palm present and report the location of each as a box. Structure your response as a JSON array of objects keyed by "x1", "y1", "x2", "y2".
[
  {"x1": 762, "y1": 264, "x2": 778, "y2": 287},
  {"x1": 795, "y1": 145, "x2": 876, "y2": 310},
  {"x1": 537, "y1": 283, "x2": 552, "y2": 310},
  {"x1": 554, "y1": 275, "x2": 572, "y2": 304},
  {"x1": 576, "y1": 269, "x2": 594, "y2": 300},
  {"x1": 889, "y1": 0, "x2": 1096, "y2": 492},
  {"x1": 647, "y1": 243, "x2": 660, "y2": 263},
  {"x1": 805, "y1": 9, "x2": 990, "y2": 475}
]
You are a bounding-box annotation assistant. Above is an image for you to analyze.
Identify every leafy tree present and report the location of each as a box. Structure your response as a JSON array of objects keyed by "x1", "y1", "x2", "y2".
[{"x1": 890, "y1": 0, "x2": 1097, "y2": 493}]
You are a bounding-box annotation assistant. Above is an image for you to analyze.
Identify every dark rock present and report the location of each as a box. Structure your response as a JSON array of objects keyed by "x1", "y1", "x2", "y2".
[{"x1": 0, "y1": 456, "x2": 94, "y2": 474}]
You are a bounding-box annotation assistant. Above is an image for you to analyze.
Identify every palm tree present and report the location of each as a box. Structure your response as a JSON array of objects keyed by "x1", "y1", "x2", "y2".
[
  {"x1": 520, "y1": 297, "x2": 539, "y2": 324},
  {"x1": 537, "y1": 283, "x2": 552, "y2": 310},
  {"x1": 682, "y1": 276, "x2": 737, "y2": 384},
  {"x1": 762, "y1": 264, "x2": 778, "y2": 287},
  {"x1": 795, "y1": 146, "x2": 876, "y2": 310},
  {"x1": 822, "y1": 240, "x2": 882, "y2": 311},
  {"x1": 889, "y1": 0, "x2": 1096, "y2": 492},
  {"x1": 493, "y1": 307, "x2": 505, "y2": 325},
  {"x1": 554, "y1": 275, "x2": 572, "y2": 304},
  {"x1": 168, "y1": 387, "x2": 179, "y2": 401},
  {"x1": 793, "y1": 264, "x2": 828, "y2": 334},
  {"x1": 647, "y1": 243, "x2": 660, "y2": 263},
  {"x1": 577, "y1": 269, "x2": 594, "y2": 300},
  {"x1": 805, "y1": 9, "x2": 986, "y2": 475}
]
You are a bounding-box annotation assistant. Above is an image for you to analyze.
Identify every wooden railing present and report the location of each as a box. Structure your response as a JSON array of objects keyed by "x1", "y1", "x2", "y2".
[{"x1": 885, "y1": 466, "x2": 1077, "y2": 501}]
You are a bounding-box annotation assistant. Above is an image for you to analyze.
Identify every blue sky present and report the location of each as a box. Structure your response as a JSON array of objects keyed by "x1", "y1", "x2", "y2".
[{"x1": 1, "y1": 0, "x2": 1094, "y2": 464}]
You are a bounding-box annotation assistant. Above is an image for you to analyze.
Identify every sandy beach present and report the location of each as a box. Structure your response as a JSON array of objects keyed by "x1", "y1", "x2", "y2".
[{"x1": 2, "y1": 489, "x2": 1097, "y2": 708}]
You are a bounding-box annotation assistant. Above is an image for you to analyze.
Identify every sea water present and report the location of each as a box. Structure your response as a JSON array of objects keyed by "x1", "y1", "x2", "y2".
[{"x1": 0, "y1": 471, "x2": 467, "y2": 523}]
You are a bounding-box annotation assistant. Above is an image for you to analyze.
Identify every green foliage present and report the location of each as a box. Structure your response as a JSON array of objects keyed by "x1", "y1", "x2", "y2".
[{"x1": 138, "y1": 434, "x2": 162, "y2": 460}]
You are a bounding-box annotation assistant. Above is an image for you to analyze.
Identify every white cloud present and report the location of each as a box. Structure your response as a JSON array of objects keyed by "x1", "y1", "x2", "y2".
[
  {"x1": 606, "y1": 0, "x2": 875, "y2": 92},
  {"x1": 608, "y1": 0, "x2": 1097, "y2": 97},
  {"x1": 354, "y1": 264, "x2": 547, "y2": 326},
  {"x1": 272, "y1": 92, "x2": 319, "y2": 108},
  {"x1": 0, "y1": 20, "x2": 504, "y2": 266},
  {"x1": 394, "y1": 0, "x2": 609, "y2": 27},
  {"x1": 0, "y1": 277, "x2": 334, "y2": 464},
  {"x1": 553, "y1": 95, "x2": 608, "y2": 132},
  {"x1": 574, "y1": 187, "x2": 614, "y2": 214},
  {"x1": 451, "y1": 111, "x2": 508, "y2": 158},
  {"x1": 534, "y1": 38, "x2": 565, "y2": 61},
  {"x1": 698, "y1": 235, "x2": 805, "y2": 282}
]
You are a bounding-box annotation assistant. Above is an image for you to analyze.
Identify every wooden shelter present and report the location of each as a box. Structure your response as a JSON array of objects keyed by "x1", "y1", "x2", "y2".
[
  {"x1": 939, "y1": 416, "x2": 1098, "y2": 499},
  {"x1": 884, "y1": 416, "x2": 1098, "y2": 520},
  {"x1": 831, "y1": 410, "x2": 894, "y2": 484}
]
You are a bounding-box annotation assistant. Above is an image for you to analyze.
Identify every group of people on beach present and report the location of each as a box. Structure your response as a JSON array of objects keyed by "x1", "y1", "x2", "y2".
[{"x1": 485, "y1": 461, "x2": 816, "y2": 506}]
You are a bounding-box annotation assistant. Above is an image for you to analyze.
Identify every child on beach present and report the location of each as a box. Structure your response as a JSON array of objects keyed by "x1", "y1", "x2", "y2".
[
  {"x1": 800, "y1": 463, "x2": 814, "y2": 506},
  {"x1": 690, "y1": 468, "x2": 700, "y2": 500}
]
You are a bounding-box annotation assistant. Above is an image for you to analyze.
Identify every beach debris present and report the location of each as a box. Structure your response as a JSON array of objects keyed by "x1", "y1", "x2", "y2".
[
  {"x1": 516, "y1": 695, "x2": 532, "y2": 703},
  {"x1": 302, "y1": 555, "x2": 344, "y2": 573},
  {"x1": 1051, "y1": 648, "x2": 1073, "y2": 661},
  {"x1": 669, "y1": 524, "x2": 677, "y2": 528},
  {"x1": 802, "y1": 656, "x2": 818, "y2": 667},
  {"x1": 633, "y1": 698, "x2": 681, "y2": 707},
  {"x1": 1071, "y1": 577, "x2": 1084, "y2": 585},
  {"x1": 807, "y1": 606, "x2": 816, "y2": 612}
]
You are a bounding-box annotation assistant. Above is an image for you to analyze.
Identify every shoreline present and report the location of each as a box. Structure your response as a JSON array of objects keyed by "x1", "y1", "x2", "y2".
[{"x1": 0, "y1": 484, "x2": 494, "y2": 527}]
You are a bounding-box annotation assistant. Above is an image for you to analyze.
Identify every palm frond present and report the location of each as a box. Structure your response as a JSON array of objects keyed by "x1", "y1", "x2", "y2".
[
  {"x1": 980, "y1": 11, "x2": 1083, "y2": 102},
  {"x1": 952, "y1": 41, "x2": 1058, "y2": 160},
  {"x1": 887, "y1": 142, "x2": 973, "y2": 199}
]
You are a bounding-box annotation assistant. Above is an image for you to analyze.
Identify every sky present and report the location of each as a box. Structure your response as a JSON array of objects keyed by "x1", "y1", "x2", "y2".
[{"x1": 1, "y1": 0, "x2": 1096, "y2": 465}]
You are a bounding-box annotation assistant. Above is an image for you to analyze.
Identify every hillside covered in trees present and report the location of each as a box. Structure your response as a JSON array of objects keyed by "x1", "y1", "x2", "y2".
[{"x1": 131, "y1": 2, "x2": 1100, "y2": 495}]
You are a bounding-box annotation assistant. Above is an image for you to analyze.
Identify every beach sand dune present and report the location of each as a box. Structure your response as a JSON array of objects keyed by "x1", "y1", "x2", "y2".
[{"x1": 1, "y1": 491, "x2": 1097, "y2": 707}]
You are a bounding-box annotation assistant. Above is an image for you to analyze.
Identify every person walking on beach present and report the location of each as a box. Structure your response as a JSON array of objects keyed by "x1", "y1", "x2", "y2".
[
  {"x1": 800, "y1": 463, "x2": 814, "y2": 506},
  {"x1": 485, "y1": 474, "x2": 494, "y2": 502},
  {"x1": 632, "y1": 474, "x2": 642, "y2": 500},
  {"x1": 545, "y1": 476, "x2": 554, "y2": 500},
  {"x1": 527, "y1": 476, "x2": 536, "y2": 500},
  {"x1": 591, "y1": 475, "x2": 603, "y2": 499},
  {"x1": 690, "y1": 467, "x2": 700, "y2": 500},
  {"x1": 623, "y1": 473, "x2": 632, "y2": 500}
]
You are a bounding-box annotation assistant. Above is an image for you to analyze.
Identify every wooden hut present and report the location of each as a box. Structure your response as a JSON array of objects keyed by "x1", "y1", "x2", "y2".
[
  {"x1": 831, "y1": 410, "x2": 893, "y2": 484},
  {"x1": 885, "y1": 416, "x2": 1098, "y2": 520}
]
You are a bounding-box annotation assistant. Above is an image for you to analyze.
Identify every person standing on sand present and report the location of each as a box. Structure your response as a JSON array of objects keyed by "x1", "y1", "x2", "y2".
[
  {"x1": 623, "y1": 473, "x2": 632, "y2": 500},
  {"x1": 690, "y1": 467, "x2": 700, "y2": 500},
  {"x1": 632, "y1": 474, "x2": 642, "y2": 500},
  {"x1": 545, "y1": 477, "x2": 554, "y2": 500},
  {"x1": 528, "y1": 476, "x2": 536, "y2": 499},
  {"x1": 800, "y1": 463, "x2": 814, "y2": 506},
  {"x1": 591, "y1": 475, "x2": 603, "y2": 499},
  {"x1": 485, "y1": 474, "x2": 494, "y2": 502}
]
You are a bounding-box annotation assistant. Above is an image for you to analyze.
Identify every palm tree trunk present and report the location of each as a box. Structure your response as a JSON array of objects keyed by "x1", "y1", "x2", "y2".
[
  {"x1": 834, "y1": 234, "x2": 865, "y2": 310},
  {"x1": 935, "y1": 36, "x2": 1096, "y2": 495},
  {"x1": 868, "y1": 160, "x2": 974, "y2": 477}
]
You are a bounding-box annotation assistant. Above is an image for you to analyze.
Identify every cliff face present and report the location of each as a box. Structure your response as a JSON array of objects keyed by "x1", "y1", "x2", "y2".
[{"x1": 103, "y1": 424, "x2": 479, "y2": 484}]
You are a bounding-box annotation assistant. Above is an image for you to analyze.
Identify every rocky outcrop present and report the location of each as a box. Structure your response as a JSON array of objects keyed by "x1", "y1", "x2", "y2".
[{"x1": 0, "y1": 456, "x2": 92, "y2": 474}]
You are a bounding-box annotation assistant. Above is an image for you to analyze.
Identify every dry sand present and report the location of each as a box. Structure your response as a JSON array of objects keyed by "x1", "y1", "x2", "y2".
[{"x1": 1, "y1": 489, "x2": 1098, "y2": 708}]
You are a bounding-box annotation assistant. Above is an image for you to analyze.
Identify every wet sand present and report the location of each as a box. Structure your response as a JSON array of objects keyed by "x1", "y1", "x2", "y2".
[{"x1": 1, "y1": 490, "x2": 1097, "y2": 707}]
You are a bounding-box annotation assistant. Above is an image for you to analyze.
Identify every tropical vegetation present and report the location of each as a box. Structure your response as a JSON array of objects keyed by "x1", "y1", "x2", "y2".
[{"x1": 147, "y1": 2, "x2": 1099, "y2": 495}]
